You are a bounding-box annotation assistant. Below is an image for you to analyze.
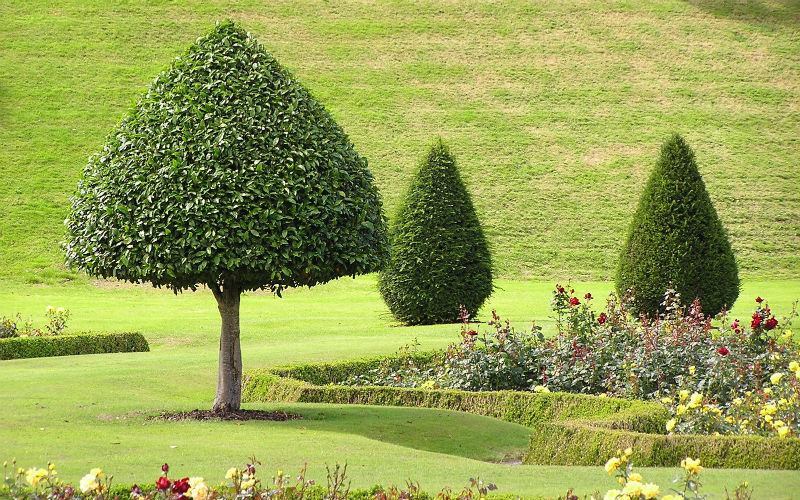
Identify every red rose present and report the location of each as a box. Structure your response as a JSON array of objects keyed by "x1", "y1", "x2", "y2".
[
  {"x1": 765, "y1": 318, "x2": 778, "y2": 331},
  {"x1": 173, "y1": 478, "x2": 190, "y2": 494},
  {"x1": 751, "y1": 316, "x2": 762, "y2": 329},
  {"x1": 162, "y1": 463, "x2": 169, "y2": 474},
  {"x1": 156, "y1": 477, "x2": 171, "y2": 491},
  {"x1": 584, "y1": 293, "x2": 592, "y2": 300},
  {"x1": 556, "y1": 285, "x2": 565, "y2": 294},
  {"x1": 717, "y1": 347, "x2": 729, "y2": 356},
  {"x1": 756, "y1": 296, "x2": 763, "y2": 303},
  {"x1": 731, "y1": 319, "x2": 739, "y2": 330},
  {"x1": 597, "y1": 312, "x2": 607, "y2": 324},
  {"x1": 466, "y1": 330, "x2": 478, "y2": 336},
  {"x1": 569, "y1": 297, "x2": 580, "y2": 307}
]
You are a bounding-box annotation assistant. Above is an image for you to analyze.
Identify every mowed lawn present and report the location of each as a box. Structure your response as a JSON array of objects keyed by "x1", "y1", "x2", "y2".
[
  {"x1": 1, "y1": 0, "x2": 799, "y2": 285},
  {"x1": 2, "y1": 277, "x2": 800, "y2": 498}
]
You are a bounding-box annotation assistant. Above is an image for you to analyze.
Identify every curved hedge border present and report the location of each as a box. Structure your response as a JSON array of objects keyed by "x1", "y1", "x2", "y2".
[
  {"x1": 0, "y1": 332, "x2": 149, "y2": 360},
  {"x1": 243, "y1": 353, "x2": 800, "y2": 470}
]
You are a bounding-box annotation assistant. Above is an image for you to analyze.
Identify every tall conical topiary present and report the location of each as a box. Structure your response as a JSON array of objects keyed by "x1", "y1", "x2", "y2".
[
  {"x1": 379, "y1": 140, "x2": 492, "y2": 325},
  {"x1": 63, "y1": 21, "x2": 388, "y2": 412},
  {"x1": 616, "y1": 134, "x2": 739, "y2": 316}
]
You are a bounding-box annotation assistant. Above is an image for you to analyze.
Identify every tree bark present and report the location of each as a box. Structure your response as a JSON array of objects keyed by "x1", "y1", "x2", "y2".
[{"x1": 210, "y1": 279, "x2": 242, "y2": 414}]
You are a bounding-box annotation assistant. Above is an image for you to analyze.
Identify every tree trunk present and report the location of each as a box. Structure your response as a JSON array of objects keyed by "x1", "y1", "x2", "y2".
[{"x1": 210, "y1": 279, "x2": 242, "y2": 414}]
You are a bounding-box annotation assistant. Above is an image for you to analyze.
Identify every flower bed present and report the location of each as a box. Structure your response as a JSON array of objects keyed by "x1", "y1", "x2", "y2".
[
  {"x1": 1, "y1": 452, "x2": 752, "y2": 500},
  {"x1": 340, "y1": 288, "x2": 800, "y2": 440},
  {"x1": 0, "y1": 332, "x2": 149, "y2": 360},
  {"x1": 242, "y1": 353, "x2": 800, "y2": 470}
]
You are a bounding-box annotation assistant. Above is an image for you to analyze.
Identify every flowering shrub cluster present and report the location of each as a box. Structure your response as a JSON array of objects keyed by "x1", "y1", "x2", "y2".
[
  {"x1": 0, "y1": 307, "x2": 70, "y2": 338},
  {"x1": 601, "y1": 449, "x2": 750, "y2": 500},
  {"x1": 344, "y1": 286, "x2": 799, "y2": 438},
  {"x1": 2, "y1": 458, "x2": 112, "y2": 500},
  {"x1": 3, "y1": 451, "x2": 753, "y2": 500}
]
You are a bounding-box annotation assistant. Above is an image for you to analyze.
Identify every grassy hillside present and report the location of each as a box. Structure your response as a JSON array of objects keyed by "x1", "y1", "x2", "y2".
[{"x1": 1, "y1": 0, "x2": 798, "y2": 284}]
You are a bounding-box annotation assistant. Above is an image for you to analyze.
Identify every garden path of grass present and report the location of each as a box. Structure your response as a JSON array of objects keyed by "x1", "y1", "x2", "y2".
[{"x1": 2, "y1": 278, "x2": 800, "y2": 498}]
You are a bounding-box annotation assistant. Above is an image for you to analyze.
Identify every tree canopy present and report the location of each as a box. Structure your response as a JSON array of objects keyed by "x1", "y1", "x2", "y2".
[{"x1": 64, "y1": 20, "x2": 388, "y2": 295}]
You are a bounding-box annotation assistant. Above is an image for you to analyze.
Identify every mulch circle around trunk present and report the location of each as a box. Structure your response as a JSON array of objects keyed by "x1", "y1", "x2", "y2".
[{"x1": 149, "y1": 409, "x2": 302, "y2": 422}]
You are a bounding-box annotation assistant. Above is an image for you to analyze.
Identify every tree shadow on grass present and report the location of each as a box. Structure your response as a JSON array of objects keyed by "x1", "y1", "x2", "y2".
[
  {"x1": 687, "y1": 0, "x2": 800, "y2": 27},
  {"x1": 257, "y1": 402, "x2": 532, "y2": 463}
]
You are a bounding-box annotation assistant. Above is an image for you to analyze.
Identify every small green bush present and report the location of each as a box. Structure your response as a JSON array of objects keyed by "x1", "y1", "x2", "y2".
[
  {"x1": 0, "y1": 332, "x2": 149, "y2": 360},
  {"x1": 378, "y1": 140, "x2": 492, "y2": 325},
  {"x1": 616, "y1": 134, "x2": 739, "y2": 316}
]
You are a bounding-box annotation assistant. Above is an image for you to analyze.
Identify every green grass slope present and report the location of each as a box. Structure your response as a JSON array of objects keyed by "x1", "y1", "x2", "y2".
[{"x1": 1, "y1": 0, "x2": 798, "y2": 284}]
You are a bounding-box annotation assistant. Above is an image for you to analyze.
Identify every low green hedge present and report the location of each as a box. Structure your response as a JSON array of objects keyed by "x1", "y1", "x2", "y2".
[
  {"x1": 0, "y1": 332, "x2": 149, "y2": 360},
  {"x1": 243, "y1": 353, "x2": 800, "y2": 470}
]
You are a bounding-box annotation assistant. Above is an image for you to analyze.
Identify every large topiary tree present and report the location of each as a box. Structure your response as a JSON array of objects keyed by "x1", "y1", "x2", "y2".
[
  {"x1": 63, "y1": 21, "x2": 388, "y2": 413},
  {"x1": 616, "y1": 133, "x2": 739, "y2": 316},
  {"x1": 378, "y1": 140, "x2": 493, "y2": 325}
]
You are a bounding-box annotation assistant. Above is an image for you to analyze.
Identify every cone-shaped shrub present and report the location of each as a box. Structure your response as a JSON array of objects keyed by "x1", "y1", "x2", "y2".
[
  {"x1": 379, "y1": 140, "x2": 492, "y2": 325},
  {"x1": 63, "y1": 21, "x2": 388, "y2": 412},
  {"x1": 616, "y1": 134, "x2": 739, "y2": 316}
]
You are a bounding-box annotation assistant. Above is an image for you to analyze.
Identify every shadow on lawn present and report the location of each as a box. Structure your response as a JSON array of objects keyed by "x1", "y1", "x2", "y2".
[
  {"x1": 261, "y1": 403, "x2": 532, "y2": 464},
  {"x1": 688, "y1": 0, "x2": 800, "y2": 27}
]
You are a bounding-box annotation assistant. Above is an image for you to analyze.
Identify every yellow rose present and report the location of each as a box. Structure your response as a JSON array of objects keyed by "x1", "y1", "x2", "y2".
[
  {"x1": 241, "y1": 478, "x2": 256, "y2": 490},
  {"x1": 764, "y1": 414, "x2": 773, "y2": 423},
  {"x1": 79, "y1": 474, "x2": 99, "y2": 493},
  {"x1": 777, "y1": 426, "x2": 790, "y2": 438},
  {"x1": 603, "y1": 489, "x2": 622, "y2": 500},
  {"x1": 688, "y1": 392, "x2": 703, "y2": 409},
  {"x1": 660, "y1": 397, "x2": 672, "y2": 405},
  {"x1": 666, "y1": 418, "x2": 676, "y2": 432},
  {"x1": 89, "y1": 468, "x2": 103, "y2": 478},
  {"x1": 689, "y1": 365, "x2": 696, "y2": 375},
  {"x1": 725, "y1": 416, "x2": 735, "y2": 424},
  {"x1": 25, "y1": 468, "x2": 47, "y2": 487},
  {"x1": 641, "y1": 483, "x2": 659, "y2": 499},
  {"x1": 189, "y1": 479, "x2": 209, "y2": 500},
  {"x1": 771, "y1": 372, "x2": 784, "y2": 385},
  {"x1": 225, "y1": 467, "x2": 240, "y2": 480},
  {"x1": 661, "y1": 495, "x2": 679, "y2": 500},
  {"x1": 761, "y1": 403, "x2": 778, "y2": 416},
  {"x1": 56, "y1": 307, "x2": 65, "y2": 314},
  {"x1": 534, "y1": 385, "x2": 550, "y2": 393},
  {"x1": 764, "y1": 387, "x2": 773, "y2": 396},
  {"x1": 46, "y1": 306, "x2": 55, "y2": 314},
  {"x1": 621, "y1": 480, "x2": 642, "y2": 497},
  {"x1": 681, "y1": 457, "x2": 702, "y2": 475},
  {"x1": 789, "y1": 361, "x2": 799, "y2": 372},
  {"x1": 679, "y1": 390, "x2": 689, "y2": 402},
  {"x1": 676, "y1": 404, "x2": 687, "y2": 415},
  {"x1": 628, "y1": 473, "x2": 643, "y2": 482},
  {"x1": 604, "y1": 457, "x2": 622, "y2": 475},
  {"x1": 624, "y1": 447, "x2": 633, "y2": 456}
]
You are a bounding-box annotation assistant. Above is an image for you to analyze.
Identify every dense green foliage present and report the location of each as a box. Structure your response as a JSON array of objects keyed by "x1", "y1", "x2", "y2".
[
  {"x1": 63, "y1": 20, "x2": 387, "y2": 294},
  {"x1": 378, "y1": 140, "x2": 492, "y2": 324},
  {"x1": 244, "y1": 353, "x2": 800, "y2": 470},
  {"x1": 0, "y1": 332, "x2": 149, "y2": 360},
  {"x1": 616, "y1": 134, "x2": 739, "y2": 315}
]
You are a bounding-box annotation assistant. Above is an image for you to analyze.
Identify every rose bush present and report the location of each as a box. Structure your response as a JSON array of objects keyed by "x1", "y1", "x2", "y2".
[
  {"x1": 0, "y1": 307, "x2": 71, "y2": 338},
  {"x1": 344, "y1": 286, "x2": 799, "y2": 437}
]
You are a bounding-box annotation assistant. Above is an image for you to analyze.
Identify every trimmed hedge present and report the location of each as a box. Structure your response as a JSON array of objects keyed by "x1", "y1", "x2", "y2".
[
  {"x1": 243, "y1": 353, "x2": 800, "y2": 470},
  {"x1": 0, "y1": 332, "x2": 149, "y2": 360},
  {"x1": 616, "y1": 134, "x2": 739, "y2": 316},
  {"x1": 378, "y1": 140, "x2": 493, "y2": 325}
]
